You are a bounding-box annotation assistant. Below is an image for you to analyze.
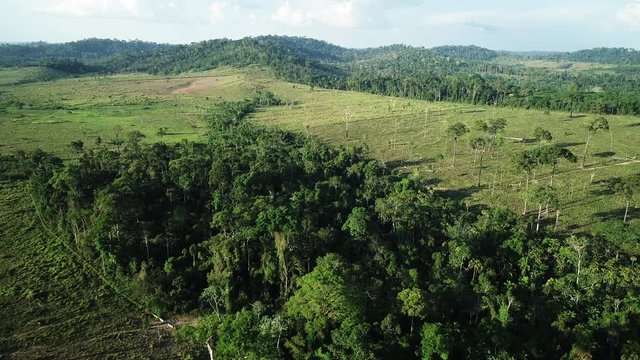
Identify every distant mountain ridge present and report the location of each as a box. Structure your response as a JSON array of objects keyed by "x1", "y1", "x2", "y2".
[
  {"x1": 3, "y1": 36, "x2": 637, "y2": 69},
  {"x1": 2, "y1": 36, "x2": 640, "y2": 116}
]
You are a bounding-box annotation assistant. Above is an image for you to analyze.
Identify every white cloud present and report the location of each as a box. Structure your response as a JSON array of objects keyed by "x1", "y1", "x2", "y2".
[
  {"x1": 426, "y1": 7, "x2": 595, "y2": 28},
  {"x1": 45, "y1": 0, "x2": 143, "y2": 18},
  {"x1": 273, "y1": 1, "x2": 306, "y2": 26},
  {"x1": 271, "y1": 0, "x2": 420, "y2": 28},
  {"x1": 272, "y1": 1, "x2": 359, "y2": 27},
  {"x1": 618, "y1": 1, "x2": 640, "y2": 28},
  {"x1": 210, "y1": 1, "x2": 226, "y2": 21}
]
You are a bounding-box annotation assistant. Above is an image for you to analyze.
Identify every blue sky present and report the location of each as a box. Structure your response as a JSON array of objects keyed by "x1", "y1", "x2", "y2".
[{"x1": 1, "y1": 0, "x2": 639, "y2": 50}]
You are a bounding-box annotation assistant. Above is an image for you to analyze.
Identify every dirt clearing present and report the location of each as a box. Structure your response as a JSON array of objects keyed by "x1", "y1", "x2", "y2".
[{"x1": 168, "y1": 76, "x2": 223, "y2": 94}]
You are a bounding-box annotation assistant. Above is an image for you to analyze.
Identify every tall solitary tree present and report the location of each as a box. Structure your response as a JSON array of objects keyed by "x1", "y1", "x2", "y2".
[
  {"x1": 446, "y1": 122, "x2": 469, "y2": 167},
  {"x1": 581, "y1": 117, "x2": 609, "y2": 168},
  {"x1": 470, "y1": 137, "x2": 488, "y2": 187},
  {"x1": 515, "y1": 149, "x2": 539, "y2": 214},
  {"x1": 528, "y1": 185, "x2": 559, "y2": 233},
  {"x1": 614, "y1": 175, "x2": 639, "y2": 223},
  {"x1": 539, "y1": 146, "x2": 577, "y2": 186},
  {"x1": 564, "y1": 83, "x2": 583, "y2": 118}
]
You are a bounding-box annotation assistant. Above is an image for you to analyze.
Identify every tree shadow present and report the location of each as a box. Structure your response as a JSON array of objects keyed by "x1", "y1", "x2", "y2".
[
  {"x1": 424, "y1": 178, "x2": 444, "y2": 187},
  {"x1": 461, "y1": 109, "x2": 486, "y2": 114},
  {"x1": 589, "y1": 187, "x2": 616, "y2": 197},
  {"x1": 386, "y1": 158, "x2": 434, "y2": 169},
  {"x1": 593, "y1": 208, "x2": 627, "y2": 223},
  {"x1": 593, "y1": 151, "x2": 616, "y2": 158},
  {"x1": 167, "y1": 132, "x2": 198, "y2": 136},
  {"x1": 555, "y1": 141, "x2": 586, "y2": 148},
  {"x1": 566, "y1": 223, "x2": 582, "y2": 231},
  {"x1": 626, "y1": 122, "x2": 640, "y2": 127},
  {"x1": 440, "y1": 185, "x2": 486, "y2": 201}
]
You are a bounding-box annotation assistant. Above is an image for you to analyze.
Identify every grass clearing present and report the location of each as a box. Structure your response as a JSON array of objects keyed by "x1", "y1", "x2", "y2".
[
  {"x1": 0, "y1": 68, "x2": 259, "y2": 158},
  {"x1": 249, "y1": 86, "x2": 640, "y2": 231}
]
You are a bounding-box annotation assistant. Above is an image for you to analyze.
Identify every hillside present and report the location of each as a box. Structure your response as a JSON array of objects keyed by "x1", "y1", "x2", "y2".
[{"x1": 2, "y1": 37, "x2": 640, "y2": 116}]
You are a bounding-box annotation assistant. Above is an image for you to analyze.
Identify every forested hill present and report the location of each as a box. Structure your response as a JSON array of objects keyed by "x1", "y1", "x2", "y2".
[
  {"x1": 0, "y1": 36, "x2": 497, "y2": 68},
  {"x1": 0, "y1": 38, "x2": 171, "y2": 67},
  {"x1": 2, "y1": 36, "x2": 640, "y2": 115},
  {"x1": 547, "y1": 47, "x2": 640, "y2": 64}
]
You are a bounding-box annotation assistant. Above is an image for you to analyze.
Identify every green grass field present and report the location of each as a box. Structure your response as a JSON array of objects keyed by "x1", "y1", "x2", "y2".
[
  {"x1": 0, "y1": 67, "x2": 261, "y2": 158},
  {"x1": 0, "y1": 181, "x2": 189, "y2": 358},
  {"x1": 2, "y1": 66, "x2": 639, "y2": 230},
  {"x1": 248, "y1": 82, "x2": 640, "y2": 231}
]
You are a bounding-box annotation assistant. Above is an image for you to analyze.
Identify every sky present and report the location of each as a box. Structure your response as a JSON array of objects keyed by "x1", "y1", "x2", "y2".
[{"x1": 1, "y1": 0, "x2": 639, "y2": 51}]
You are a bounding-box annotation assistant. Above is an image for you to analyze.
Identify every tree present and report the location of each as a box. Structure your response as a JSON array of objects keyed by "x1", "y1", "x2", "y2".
[
  {"x1": 421, "y1": 323, "x2": 450, "y2": 360},
  {"x1": 539, "y1": 146, "x2": 577, "y2": 186},
  {"x1": 397, "y1": 287, "x2": 426, "y2": 334},
  {"x1": 515, "y1": 149, "x2": 539, "y2": 214},
  {"x1": 470, "y1": 137, "x2": 488, "y2": 186},
  {"x1": 613, "y1": 175, "x2": 639, "y2": 223},
  {"x1": 564, "y1": 83, "x2": 583, "y2": 118},
  {"x1": 477, "y1": 118, "x2": 507, "y2": 152},
  {"x1": 69, "y1": 140, "x2": 84, "y2": 153},
  {"x1": 528, "y1": 185, "x2": 558, "y2": 233},
  {"x1": 285, "y1": 254, "x2": 366, "y2": 357},
  {"x1": 533, "y1": 127, "x2": 553, "y2": 148},
  {"x1": 157, "y1": 127, "x2": 169, "y2": 139},
  {"x1": 445, "y1": 122, "x2": 469, "y2": 167},
  {"x1": 581, "y1": 117, "x2": 609, "y2": 167}
]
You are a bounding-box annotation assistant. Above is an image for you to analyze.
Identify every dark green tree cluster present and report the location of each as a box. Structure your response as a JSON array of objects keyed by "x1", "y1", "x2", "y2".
[{"x1": 17, "y1": 100, "x2": 640, "y2": 359}]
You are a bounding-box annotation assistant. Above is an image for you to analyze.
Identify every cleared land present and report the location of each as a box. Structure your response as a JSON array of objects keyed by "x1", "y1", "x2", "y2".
[
  {"x1": 0, "y1": 182, "x2": 187, "y2": 358},
  {"x1": 1, "y1": 67, "x2": 639, "y2": 230}
]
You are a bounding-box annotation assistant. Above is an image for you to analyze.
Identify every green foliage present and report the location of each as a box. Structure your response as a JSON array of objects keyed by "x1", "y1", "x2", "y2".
[
  {"x1": 533, "y1": 127, "x2": 553, "y2": 145},
  {"x1": 421, "y1": 323, "x2": 450, "y2": 360},
  {"x1": 18, "y1": 99, "x2": 640, "y2": 359},
  {"x1": 446, "y1": 122, "x2": 469, "y2": 140},
  {"x1": 397, "y1": 288, "x2": 427, "y2": 319}
]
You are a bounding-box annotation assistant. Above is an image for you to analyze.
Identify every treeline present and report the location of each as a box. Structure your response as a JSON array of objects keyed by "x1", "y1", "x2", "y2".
[
  {"x1": 344, "y1": 73, "x2": 640, "y2": 115},
  {"x1": 3, "y1": 98, "x2": 636, "y2": 359}
]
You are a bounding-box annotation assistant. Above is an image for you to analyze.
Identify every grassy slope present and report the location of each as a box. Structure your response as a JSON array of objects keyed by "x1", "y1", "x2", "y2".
[
  {"x1": 0, "y1": 67, "x2": 70, "y2": 86},
  {"x1": 0, "y1": 182, "x2": 187, "y2": 358},
  {"x1": 0, "y1": 68, "x2": 254, "y2": 158},
  {"x1": 249, "y1": 82, "x2": 640, "y2": 231}
]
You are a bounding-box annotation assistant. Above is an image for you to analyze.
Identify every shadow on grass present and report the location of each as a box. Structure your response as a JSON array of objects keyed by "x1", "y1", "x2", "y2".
[
  {"x1": 564, "y1": 114, "x2": 586, "y2": 120},
  {"x1": 440, "y1": 184, "x2": 486, "y2": 201},
  {"x1": 593, "y1": 208, "x2": 628, "y2": 223},
  {"x1": 626, "y1": 122, "x2": 640, "y2": 127},
  {"x1": 593, "y1": 151, "x2": 616, "y2": 158},
  {"x1": 461, "y1": 109, "x2": 486, "y2": 114},
  {"x1": 556, "y1": 141, "x2": 586, "y2": 148},
  {"x1": 386, "y1": 158, "x2": 434, "y2": 169},
  {"x1": 167, "y1": 132, "x2": 198, "y2": 136}
]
